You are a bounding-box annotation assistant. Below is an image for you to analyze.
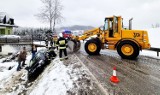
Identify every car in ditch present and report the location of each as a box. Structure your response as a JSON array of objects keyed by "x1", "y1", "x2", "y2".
[{"x1": 27, "y1": 49, "x2": 51, "y2": 80}]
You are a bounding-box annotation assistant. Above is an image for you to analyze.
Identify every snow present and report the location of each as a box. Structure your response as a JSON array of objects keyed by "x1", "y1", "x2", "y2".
[
  {"x1": 33, "y1": 41, "x2": 46, "y2": 46},
  {"x1": 0, "y1": 28, "x2": 160, "y2": 94},
  {"x1": 0, "y1": 35, "x2": 21, "y2": 38},
  {"x1": 29, "y1": 55, "x2": 97, "y2": 95},
  {"x1": 0, "y1": 52, "x2": 31, "y2": 82},
  {"x1": 0, "y1": 62, "x2": 17, "y2": 81},
  {"x1": 139, "y1": 28, "x2": 160, "y2": 58},
  {"x1": 72, "y1": 30, "x2": 84, "y2": 36},
  {"x1": 0, "y1": 46, "x2": 95, "y2": 95},
  {"x1": 0, "y1": 45, "x2": 17, "y2": 55},
  {"x1": 146, "y1": 28, "x2": 160, "y2": 48},
  {"x1": 30, "y1": 58, "x2": 73, "y2": 95},
  {"x1": 140, "y1": 50, "x2": 160, "y2": 59}
]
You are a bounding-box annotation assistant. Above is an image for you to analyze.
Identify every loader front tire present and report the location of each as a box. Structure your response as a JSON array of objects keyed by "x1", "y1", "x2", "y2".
[
  {"x1": 117, "y1": 41, "x2": 139, "y2": 59},
  {"x1": 85, "y1": 39, "x2": 101, "y2": 55}
]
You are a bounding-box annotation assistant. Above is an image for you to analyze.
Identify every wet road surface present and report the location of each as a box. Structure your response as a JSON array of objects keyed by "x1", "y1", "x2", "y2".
[{"x1": 75, "y1": 43, "x2": 160, "y2": 95}]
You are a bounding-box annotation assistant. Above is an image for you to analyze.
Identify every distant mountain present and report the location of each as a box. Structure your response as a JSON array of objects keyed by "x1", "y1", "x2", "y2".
[{"x1": 59, "y1": 25, "x2": 94, "y2": 31}]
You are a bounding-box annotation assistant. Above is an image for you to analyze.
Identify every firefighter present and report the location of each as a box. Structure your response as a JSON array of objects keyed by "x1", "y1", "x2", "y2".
[
  {"x1": 45, "y1": 36, "x2": 48, "y2": 47},
  {"x1": 50, "y1": 35, "x2": 53, "y2": 47},
  {"x1": 56, "y1": 33, "x2": 68, "y2": 61},
  {"x1": 48, "y1": 46, "x2": 57, "y2": 60},
  {"x1": 53, "y1": 35, "x2": 58, "y2": 50}
]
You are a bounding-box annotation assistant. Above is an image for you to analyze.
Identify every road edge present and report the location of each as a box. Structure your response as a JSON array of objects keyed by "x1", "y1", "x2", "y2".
[{"x1": 74, "y1": 54, "x2": 109, "y2": 95}]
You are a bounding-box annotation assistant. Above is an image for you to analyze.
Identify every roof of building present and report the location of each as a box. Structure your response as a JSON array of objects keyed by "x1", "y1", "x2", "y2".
[
  {"x1": 0, "y1": 12, "x2": 18, "y2": 27},
  {"x1": 0, "y1": 12, "x2": 11, "y2": 23},
  {"x1": 0, "y1": 23, "x2": 18, "y2": 27}
]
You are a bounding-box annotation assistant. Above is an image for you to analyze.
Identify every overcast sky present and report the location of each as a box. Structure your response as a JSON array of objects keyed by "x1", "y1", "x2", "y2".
[{"x1": 0, "y1": 0, "x2": 160, "y2": 29}]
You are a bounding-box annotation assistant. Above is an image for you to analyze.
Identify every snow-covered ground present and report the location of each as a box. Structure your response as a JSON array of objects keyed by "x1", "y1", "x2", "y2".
[
  {"x1": 0, "y1": 43, "x2": 102, "y2": 95},
  {"x1": 28, "y1": 56, "x2": 97, "y2": 95},
  {"x1": 146, "y1": 28, "x2": 160, "y2": 48},
  {"x1": 29, "y1": 59, "x2": 73, "y2": 95},
  {"x1": 0, "y1": 28, "x2": 160, "y2": 95},
  {"x1": 140, "y1": 50, "x2": 160, "y2": 59},
  {"x1": 0, "y1": 35, "x2": 21, "y2": 38},
  {"x1": 139, "y1": 28, "x2": 160, "y2": 59}
]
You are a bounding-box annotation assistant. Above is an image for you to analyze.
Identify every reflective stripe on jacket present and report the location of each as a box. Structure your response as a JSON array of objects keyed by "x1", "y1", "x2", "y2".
[
  {"x1": 56, "y1": 37, "x2": 68, "y2": 49},
  {"x1": 59, "y1": 40, "x2": 65, "y2": 45},
  {"x1": 59, "y1": 46, "x2": 66, "y2": 49},
  {"x1": 59, "y1": 40, "x2": 66, "y2": 49}
]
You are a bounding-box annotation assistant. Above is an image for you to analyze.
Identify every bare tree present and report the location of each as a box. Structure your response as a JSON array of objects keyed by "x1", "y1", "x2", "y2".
[
  {"x1": 152, "y1": 23, "x2": 160, "y2": 28},
  {"x1": 36, "y1": 0, "x2": 63, "y2": 33}
]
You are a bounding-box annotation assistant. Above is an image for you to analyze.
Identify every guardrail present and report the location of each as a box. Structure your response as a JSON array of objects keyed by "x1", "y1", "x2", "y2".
[
  {"x1": 148, "y1": 47, "x2": 160, "y2": 57},
  {"x1": 0, "y1": 37, "x2": 33, "y2": 43}
]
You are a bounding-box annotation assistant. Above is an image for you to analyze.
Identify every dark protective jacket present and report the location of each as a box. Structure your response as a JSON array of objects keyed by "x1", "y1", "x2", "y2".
[
  {"x1": 32, "y1": 47, "x2": 37, "y2": 54},
  {"x1": 18, "y1": 50, "x2": 27, "y2": 61},
  {"x1": 56, "y1": 37, "x2": 68, "y2": 49},
  {"x1": 48, "y1": 47, "x2": 57, "y2": 58},
  {"x1": 31, "y1": 47, "x2": 37, "y2": 59}
]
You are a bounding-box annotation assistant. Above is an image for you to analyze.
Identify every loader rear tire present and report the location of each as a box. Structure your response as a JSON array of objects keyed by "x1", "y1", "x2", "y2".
[
  {"x1": 117, "y1": 41, "x2": 139, "y2": 59},
  {"x1": 85, "y1": 39, "x2": 101, "y2": 55}
]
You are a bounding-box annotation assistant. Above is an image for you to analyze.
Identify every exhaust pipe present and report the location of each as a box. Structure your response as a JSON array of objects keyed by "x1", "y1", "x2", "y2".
[
  {"x1": 122, "y1": 18, "x2": 124, "y2": 28},
  {"x1": 129, "y1": 18, "x2": 133, "y2": 30}
]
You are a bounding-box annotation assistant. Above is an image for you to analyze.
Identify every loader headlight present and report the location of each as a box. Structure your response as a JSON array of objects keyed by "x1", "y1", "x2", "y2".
[
  {"x1": 143, "y1": 34, "x2": 147, "y2": 36},
  {"x1": 143, "y1": 39, "x2": 147, "y2": 42}
]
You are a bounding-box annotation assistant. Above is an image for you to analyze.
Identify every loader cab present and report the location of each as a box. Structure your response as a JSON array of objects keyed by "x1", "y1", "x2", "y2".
[{"x1": 104, "y1": 16, "x2": 121, "y2": 38}]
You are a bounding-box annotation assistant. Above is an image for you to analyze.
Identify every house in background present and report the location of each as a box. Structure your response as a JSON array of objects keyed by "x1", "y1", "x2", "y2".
[{"x1": 0, "y1": 12, "x2": 18, "y2": 35}]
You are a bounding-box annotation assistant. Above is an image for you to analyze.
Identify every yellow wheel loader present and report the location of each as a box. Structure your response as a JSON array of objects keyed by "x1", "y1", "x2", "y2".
[{"x1": 69, "y1": 16, "x2": 150, "y2": 59}]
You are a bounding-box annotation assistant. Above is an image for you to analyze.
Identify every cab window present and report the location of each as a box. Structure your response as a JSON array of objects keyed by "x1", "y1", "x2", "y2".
[{"x1": 104, "y1": 20, "x2": 109, "y2": 30}]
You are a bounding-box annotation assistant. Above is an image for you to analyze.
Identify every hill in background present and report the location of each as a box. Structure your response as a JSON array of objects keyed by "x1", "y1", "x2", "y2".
[
  {"x1": 56, "y1": 25, "x2": 95, "y2": 36},
  {"x1": 59, "y1": 25, "x2": 94, "y2": 31}
]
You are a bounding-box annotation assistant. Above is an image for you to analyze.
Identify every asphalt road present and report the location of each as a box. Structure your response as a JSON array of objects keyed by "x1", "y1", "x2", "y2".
[{"x1": 75, "y1": 42, "x2": 160, "y2": 95}]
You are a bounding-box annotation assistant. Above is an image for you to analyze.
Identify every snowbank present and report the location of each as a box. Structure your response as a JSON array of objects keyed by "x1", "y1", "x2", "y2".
[
  {"x1": 0, "y1": 52, "x2": 32, "y2": 83},
  {"x1": 0, "y1": 35, "x2": 21, "y2": 38},
  {"x1": 146, "y1": 28, "x2": 160, "y2": 48},
  {"x1": 29, "y1": 59, "x2": 73, "y2": 95},
  {"x1": 0, "y1": 50, "x2": 102, "y2": 95},
  {"x1": 140, "y1": 50, "x2": 160, "y2": 59},
  {"x1": 29, "y1": 55, "x2": 102, "y2": 95}
]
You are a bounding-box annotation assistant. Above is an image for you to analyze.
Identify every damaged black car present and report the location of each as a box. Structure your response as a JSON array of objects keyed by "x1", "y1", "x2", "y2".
[{"x1": 27, "y1": 48, "x2": 56, "y2": 81}]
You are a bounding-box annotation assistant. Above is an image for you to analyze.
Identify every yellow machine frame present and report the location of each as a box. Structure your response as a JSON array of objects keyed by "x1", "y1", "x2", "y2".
[{"x1": 72, "y1": 16, "x2": 150, "y2": 59}]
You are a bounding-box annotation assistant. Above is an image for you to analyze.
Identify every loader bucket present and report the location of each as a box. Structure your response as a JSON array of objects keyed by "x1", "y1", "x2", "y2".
[
  {"x1": 76, "y1": 40, "x2": 81, "y2": 51},
  {"x1": 67, "y1": 39, "x2": 81, "y2": 53}
]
